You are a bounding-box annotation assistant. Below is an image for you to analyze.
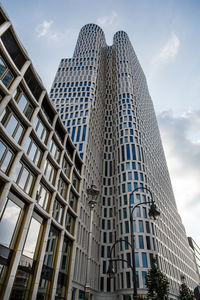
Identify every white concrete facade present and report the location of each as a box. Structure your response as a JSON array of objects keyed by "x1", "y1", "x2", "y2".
[{"x1": 50, "y1": 24, "x2": 199, "y2": 300}]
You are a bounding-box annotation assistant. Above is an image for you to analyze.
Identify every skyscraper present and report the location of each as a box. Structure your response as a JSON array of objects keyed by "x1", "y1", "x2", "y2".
[{"x1": 50, "y1": 24, "x2": 199, "y2": 299}]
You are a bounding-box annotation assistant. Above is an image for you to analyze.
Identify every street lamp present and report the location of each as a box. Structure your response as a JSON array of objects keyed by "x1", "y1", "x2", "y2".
[
  {"x1": 87, "y1": 184, "x2": 100, "y2": 208},
  {"x1": 129, "y1": 187, "x2": 160, "y2": 300},
  {"x1": 107, "y1": 187, "x2": 160, "y2": 300},
  {"x1": 85, "y1": 184, "x2": 100, "y2": 300},
  {"x1": 107, "y1": 239, "x2": 135, "y2": 297}
]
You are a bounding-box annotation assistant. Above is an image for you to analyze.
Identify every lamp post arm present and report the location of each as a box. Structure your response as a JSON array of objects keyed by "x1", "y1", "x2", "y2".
[
  {"x1": 129, "y1": 186, "x2": 154, "y2": 200},
  {"x1": 108, "y1": 258, "x2": 134, "y2": 273},
  {"x1": 109, "y1": 238, "x2": 133, "y2": 259},
  {"x1": 129, "y1": 200, "x2": 155, "y2": 220}
]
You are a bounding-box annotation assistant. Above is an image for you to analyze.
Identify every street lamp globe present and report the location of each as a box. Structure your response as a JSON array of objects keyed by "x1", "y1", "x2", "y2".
[
  {"x1": 107, "y1": 263, "x2": 116, "y2": 279},
  {"x1": 148, "y1": 202, "x2": 160, "y2": 220},
  {"x1": 86, "y1": 184, "x2": 100, "y2": 208}
]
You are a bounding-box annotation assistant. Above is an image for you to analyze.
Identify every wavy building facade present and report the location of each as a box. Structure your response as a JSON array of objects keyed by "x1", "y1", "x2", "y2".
[
  {"x1": 50, "y1": 24, "x2": 199, "y2": 300},
  {"x1": 0, "y1": 5, "x2": 82, "y2": 300}
]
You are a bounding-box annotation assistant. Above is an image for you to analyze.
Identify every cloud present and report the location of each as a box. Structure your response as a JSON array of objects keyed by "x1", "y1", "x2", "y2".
[
  {"x1": 152, "y1": 32, "x2": 180, "y2": 67},
  {"x1": 96, "y1": 11, "x2": 118, "y2": 27},
  {"x1": 36, "y1": 20, "x2": 54, "y2": 38},
  {"x1": 158, "y1": 110, "x2": 200, "y2": 244},
  {"x1": 36, "y1": 21, "x2": 78, "y2": 45}
]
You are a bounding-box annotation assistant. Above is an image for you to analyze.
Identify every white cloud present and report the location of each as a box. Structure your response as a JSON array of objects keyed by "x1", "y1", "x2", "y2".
[
  {"x1": 97, "y1": 11, "x2": 117, "y2": 27},
  {"x1": 158, "y1": 110, "x2": 200, "y2": 244},
  {"x1": 152, "y1": 32, "x2": 180, "y2": 67},
  {"x1": 36, "y1": 20, "x2": 54, "y2": 38},
  {"x1": 36, "y1": 21, "x2": 78, "y2": 45}
]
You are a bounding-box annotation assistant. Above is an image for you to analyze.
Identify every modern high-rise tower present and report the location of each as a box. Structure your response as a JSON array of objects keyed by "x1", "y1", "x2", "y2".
[{"x1": 50, "y1": 24, "x2": 199, "y2": 300}]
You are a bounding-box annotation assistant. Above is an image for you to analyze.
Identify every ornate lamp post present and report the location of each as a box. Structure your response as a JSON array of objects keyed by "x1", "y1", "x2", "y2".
[
  {"x1": 107, "y1": 187, "x2": 160, "y2": 300},
  {"x1": 129, "y1": 187, "x2": 160, "y2": 300},
  {"x1": 85, "y1": 184, "x2": 100, "y2": 300}
]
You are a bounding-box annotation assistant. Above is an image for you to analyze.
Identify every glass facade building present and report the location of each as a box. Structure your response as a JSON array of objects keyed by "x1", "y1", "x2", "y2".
[{"x1": 0, "y1": 5, "x2": 82, "y2": 300}]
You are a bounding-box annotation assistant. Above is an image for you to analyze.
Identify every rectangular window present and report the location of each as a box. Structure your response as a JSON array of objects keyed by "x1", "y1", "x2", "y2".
[
  {"x1": 57, "y1": 176, "x2": 68, "y2": 199},
  {"x1": 126, "y1": 144, "x2": 130, "y2": 160},
  {"x1": 146, "y1": 236, "x2": 151, "y2": 250},
  {"x1": 0, "y1": 138, "x2": 14, "y2": 174},
  {"x1": 44, "y1": 159, "x2": 56, "y2": 185},
  {"x1": 126, "y1": 272, "x2": 131, "y2": 288},
  {"x1": 139, "y1": 236, "x2": 144, "y2": 249},
  {"x1": 82, "y1": 125, "x2": 87, "y2": 141},
  {"x1": 0, "y1": 196, "x2": 24, "y2": 248},
  {"x1": 72, "y1": 172, "x2": 80, "y2": 192},
  {"x1": 76, "y1": 126, "x2": 81, "y2": 142},
  {"x1": 142, "y1": 271, "x2": 146, "y2": 287},
  {"x1": 135, "y1": 252, "x2": 139, "y2": 268},
  {"x1": 123, "y1": 208, "x2": 127, "y2": 219},
  {"x1": 59, "y1": 237, "x2": 72, "y2": 273},
  {"x1": 65, "y1": 211, "x2": 75, "y2": 235},
  {"x1": 55, "y1": 237, "x2": 72, "y2": 298},
  {"x1": 0, "y1": 106, "x2": 25, "y2": 144},
  {"x1": 0, "y1": 56, "x2": 14, "y2": 88},
  {"x1": 23, "y1": 214, "x2": 42, "y2": 259},
  {"x1": 52, "y1": 199, "x2": 64, "y2": 224},
  {"x1": 14, "y1": 86, "x2": 34, "y2": 120},
  {"x1": 145, "y1": 221, "x2": 150, "y2": 233},
  {"x1": 43, "y1": 226, "x2": 59, "y2": 268},
  {"x1": 125, "y1": 221, "x2": 129, "y2": 233},
  {"x1": 34, "y1": 116, "x2": 49, "y2": 144},
  {"x1": 131, "y1": 144, "x2": 136, "y2": 160},
  {"x1": 15, "y1": 161, "x2": 35, "y2": 195},
  {"x1": 71, "y1": 127, "x2": 76, "y2": 142},
  {"x1": 142, "y1": 253, "x2": 148, "y2": 268},
  {"x1": 68, "y1": 190, "x2": 78, "y2": 211},
  {"x1": 49, "y1": 139, "x2": 61, "y2": 162},
  {"x1": 139, "y1": 220, "x2": 144, "y2": 232},
  {"x1": 62, "y1": 156, "x2": 71, "y2": 178},
  {"x1": 37, "y1": 183, "x2": 51, "y2": 211},
  {"x1": 25, "y1": 135, "x2": 42, "y2": 167}
]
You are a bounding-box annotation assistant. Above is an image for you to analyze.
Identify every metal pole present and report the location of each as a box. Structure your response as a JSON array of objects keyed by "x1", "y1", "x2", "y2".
[
  {"x1": 85, "y1": 206, "x2": 94, "y2": 300},
  {"x1": 129, "y1": 186, "x2": 155, "y2": 300},
  {"x1": 130, "y1": 209, "x2": 138, "y2": 300}
]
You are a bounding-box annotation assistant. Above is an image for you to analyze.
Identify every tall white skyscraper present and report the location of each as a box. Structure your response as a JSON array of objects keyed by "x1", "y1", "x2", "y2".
[{"x1": 50, "y1": 24, "x2": 199, "y2": 300}]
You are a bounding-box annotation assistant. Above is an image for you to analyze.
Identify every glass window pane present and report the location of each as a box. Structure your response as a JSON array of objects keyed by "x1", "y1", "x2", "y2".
[
  {"x1": 1, "y1": 150, "x2": 13, "y2": 173},
  {"x1": 25, "y1": 173, "x2": 33, "y2": 194},
  {"x1": 23, "y1": 218, "x2": 41, "y2": 259},
  {"x1": 0, "y1": 141, "x2": 6, "y2": 161},
  {"x1": 14, "y1": 124, "x2": 23, "y2": 143},
  {"x1": 0, "y1": 199, "x2": 21, "y2": 248},
  {"x1": 135, "y1": 252, "x2": 139, "y2": 268},
  {"x1": 29, "y1": 142, "x2": 37, "y2": 160},
  {"x1": 25, "y1": 104, "x2": 33, "y2": 119},
  {"x1": 37, "y1": 184, "x2": 50, "y2": 211},
  {"x1": 142, "y1": 253, "x2": 147, "y2": 268},
  {"x1": 2, "y1": 71, "x2": 13, "y2": 87},
  {"x1": 17, "y1": 94, "x2": 27, "y2": 112},
  {"x1": 18, "y1": 167, "x2": 29, "y2": 190},
  {"x1": 43, "y1": 227, "x2": 58, "y2": 267},
  {"x1": 5, "y1": 115, "x2": 18, "y2": 135},
  {"x1": 0, "y1": 58, "x2": 6, "y2": 76}
]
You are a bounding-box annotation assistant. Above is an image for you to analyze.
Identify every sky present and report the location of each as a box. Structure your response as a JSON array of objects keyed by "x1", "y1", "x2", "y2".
[{"x1": 1, "y1": 0, "x2": 200, "y2": 245}]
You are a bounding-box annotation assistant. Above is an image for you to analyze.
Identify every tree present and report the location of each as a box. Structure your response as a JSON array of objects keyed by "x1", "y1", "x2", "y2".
[
  {"x1": 146, "y1": 257, "x2": 169, "y2": 300},
  {"x1": 178, "y1": 276, "x2": 194, "y2": 300}
]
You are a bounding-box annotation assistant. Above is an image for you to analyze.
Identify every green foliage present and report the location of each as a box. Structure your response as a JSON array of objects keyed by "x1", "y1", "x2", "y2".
[
  {"x1": 178, "y1": 280, "x2": 194, "y2": 300},
  {"x1": 145, "y1": 257, "x2": 169, "y2": 300}
]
